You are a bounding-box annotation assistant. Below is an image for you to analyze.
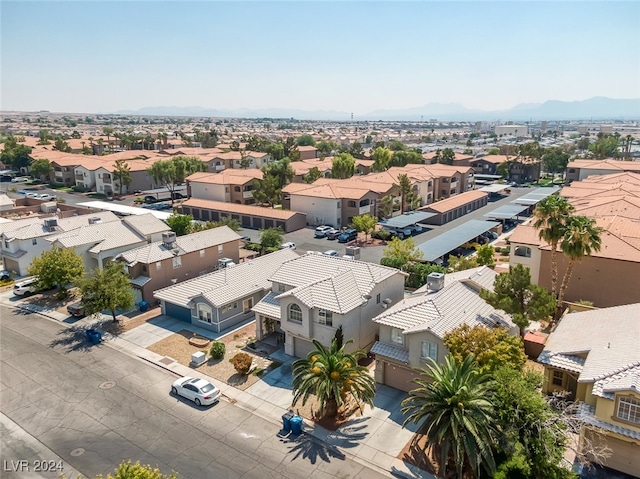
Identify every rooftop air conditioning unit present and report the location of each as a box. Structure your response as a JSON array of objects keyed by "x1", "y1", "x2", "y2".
[
  {"x1": 88, "y1": 217, "x2": 102, "y2": 224},
  {"x1": 162, "y1": 231, "x2": 177, "y2": 246},
  {"x1": 427, "y1": 272, "x2": 445, "y2": 292},
  {"x1": 43, "y1": 218, "x2": 58, "y2": 231}
]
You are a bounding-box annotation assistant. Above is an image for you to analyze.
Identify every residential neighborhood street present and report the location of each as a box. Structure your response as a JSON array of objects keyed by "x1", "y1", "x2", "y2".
[{"x1": 0, "y1": 305, "x2": 392, "y2": 479}]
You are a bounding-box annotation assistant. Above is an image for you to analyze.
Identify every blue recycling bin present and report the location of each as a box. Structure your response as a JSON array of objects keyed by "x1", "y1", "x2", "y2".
[
  {"x1": 290, "y1": 415, "x2": 303, "y2": 435},
  {"x1": 86, "y1": 328, "x2": 102, "y2": 345},
  {"x1": 139, "y1": 301, "x2": 149, "y2": 312},
  {"x1": 282, "y1": 411, "x2": 293, "y2": 433}
]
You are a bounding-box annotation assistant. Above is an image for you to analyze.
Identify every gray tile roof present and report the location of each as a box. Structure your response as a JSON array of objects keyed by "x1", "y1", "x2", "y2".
[
  {"x1": 130, "y1": 275, "x2": 151, "y2": 287},
  {"x1": 370, "y1": 341, "x2": 410, "y2": 363},
  {"x1": 47, "y1": 220, "x2": 148, "y2": 253},
  {"x1": 537, "y1": 303, "x2": 640, "y2": 382},
  {"x1": 154, "y1": 249, "x2": 299, "y2": 308},
  {"x1": 537, "y1": 352, "x2": 586, "y2": 374},
  {"x1": 0, "y1": 211, "x2": 119, "y2": 240},
  {"x1": 116, "y1": 226, "x2": 239, "y2": 265},
  {"x1": 592, "y1": 363, "x2": 640, "y2": 399},
  {"x1": 373, "y1": 280, "x2": 516, "y2": 339},
  {"x1": 413, "y1": 266, "x2": 497, "y2": 294},
  {"x1": 270, "y1": 253, "x2": 403, "y2": 314},
  {"x1": 122, "y1": 214, "x2": 172, "y2": 236},
  {"x1": 251, "y1": 291, "x2": 281, "y2": 318},
  {"x1": 577, "y1": 402, "x2": 640, "y2": 440}
]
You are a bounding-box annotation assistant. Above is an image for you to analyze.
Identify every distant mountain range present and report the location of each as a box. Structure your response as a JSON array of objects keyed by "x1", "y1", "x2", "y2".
[{"x1": 115, "y1": 97, "x2": 640, "y2": 121}]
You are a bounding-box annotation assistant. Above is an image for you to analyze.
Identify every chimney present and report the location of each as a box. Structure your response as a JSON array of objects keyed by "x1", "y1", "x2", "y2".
[
  {"x1": 427, "y1": 272, "x2": 445, "y2": 292},
  {"x1": 162, "y1": 231, "x2": 177, "y2": 246}
]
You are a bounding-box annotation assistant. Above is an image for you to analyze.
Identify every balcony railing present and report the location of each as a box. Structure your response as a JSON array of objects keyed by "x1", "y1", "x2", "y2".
[
  {"x1": 242, "y1": 190, "x2": 254, "y2": 199},
  {"x1": 75, "y1": 173, "x2": 84, "y2": 180}
]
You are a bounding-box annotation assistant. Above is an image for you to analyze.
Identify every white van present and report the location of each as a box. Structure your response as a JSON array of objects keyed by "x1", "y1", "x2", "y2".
[{"x1": 13, "y1": 277, "x2": 39, "y2": 296}]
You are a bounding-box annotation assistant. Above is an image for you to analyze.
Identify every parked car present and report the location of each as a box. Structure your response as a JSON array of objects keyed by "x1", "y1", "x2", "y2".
[
  {"x1": 13, "y1": 277, "x2": 39, "y2": 296},
  {"x1": 325, "y1": 228, "x2": 341, "y2": 240},
  {"x1": 11, "y1": 176, "x2": 30, "y2": 183},
  {"x1": 0, "y1": 270, "x2": 11, "y2": 281},
  {"x1": 35, "y1": 193, "x2": 56, "y2": 201},
  {"x1": 66, "y1": 301, "x2": 86, "y2": 318},
  {"x1": 280, "y1": 242, "x2": 296, "y2": 250},
  {"x1": 171, "y1": 377, "x2": 221, "y2": 406},
  {"x1": 143, "y1": 195, "x2": 158, "y2": 204},
  {"x1": 409, "y1": 224, "x2": 424, "y2": 235},
  {"x1": 323, "y1": 250, "x2": 339, "y2": 256},
  {"x1": 240, "y1": 236, "x2": 251, "y2": 243},
  {"x1": 314, "y1": 225, "x2": 333, "y2": 238},
  {"x1": 155, "y1": 203, "x2": 174, "y2": 210},
  {"x1": 337, "y1": 228, "x2": 358, "y2": 243}
]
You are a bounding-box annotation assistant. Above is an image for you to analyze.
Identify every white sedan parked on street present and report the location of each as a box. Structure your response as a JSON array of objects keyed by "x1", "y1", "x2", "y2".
[{"x1": 171, "y1": 377, "x2": 221, "y2": 406}]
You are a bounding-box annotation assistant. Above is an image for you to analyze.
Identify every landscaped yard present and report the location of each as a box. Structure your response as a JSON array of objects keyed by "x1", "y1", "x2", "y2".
[{"x1": 147, "y1": 324, "x2": 279, "y2": 391}]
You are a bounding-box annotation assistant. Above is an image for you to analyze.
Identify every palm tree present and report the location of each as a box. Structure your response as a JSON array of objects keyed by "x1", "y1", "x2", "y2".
[
  {"x1": 292, "y1": 339, "x2": 375, "y2": 418},
  {"x1": 533, "y1": 195, "x2": 574, "y2": 298},
  {"x1": 557, "y1": 216, "x2": 603, "y2": 314},
  {"x1": 402, "y1": 354, "x2": 497, "y2": 479}
]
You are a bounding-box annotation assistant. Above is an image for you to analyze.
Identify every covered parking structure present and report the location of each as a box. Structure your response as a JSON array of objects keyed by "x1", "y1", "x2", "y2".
[
  {"x1": 479, "y1": 183, "x2": 511, "y2": 194},
  {"x1": 511, "y1": 186, "x2": 560, "y2": 205},
  {"x1": 484, "y1": 204, "x2": 530, "y2": 220},
  {"x1": 77, "y1": 201, "x2": 172, "y2": 220},
  {"x1": 378, "y1": 211, "x2": 436, "y2": 229},
  {"x1": 417, "y1": 219, "x2": 500, "y2": 263}
]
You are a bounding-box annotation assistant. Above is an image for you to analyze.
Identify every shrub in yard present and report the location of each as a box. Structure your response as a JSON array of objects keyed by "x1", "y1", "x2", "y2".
[
  {"x1": 209, "y1": 341, "x2": 225, "y2": 359},
  {"x1": 232, "y1": 352, "x2": 253, "y2": 375}
]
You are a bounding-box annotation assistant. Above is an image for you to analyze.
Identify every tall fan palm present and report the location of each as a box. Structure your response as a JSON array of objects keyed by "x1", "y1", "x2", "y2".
[
  {"x1": 292, "y1": 339, "x2": 375, "y2": 418},
  {"x1": 533, "y1": 195, "x2": 574, "y2": 297},
  {"x1": 557, "y1": 215, "x2": 603, "y2": 313},
  {"x1": 402, "y1": 354, "x2": 497, "y2": 479}
]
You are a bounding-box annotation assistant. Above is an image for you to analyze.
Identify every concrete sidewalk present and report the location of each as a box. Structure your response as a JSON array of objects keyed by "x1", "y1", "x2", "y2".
[{"x1": 2, "y1": 296, "x2": 432, "y2": 478}]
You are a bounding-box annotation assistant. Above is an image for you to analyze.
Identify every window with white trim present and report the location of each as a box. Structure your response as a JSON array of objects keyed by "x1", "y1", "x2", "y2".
[
  {"x1": 288, "y1": 303, "x2": 302, "y2": 323},
  {"x1": 391, "y1": 327, "x2": 403, "y2": 345},
  {"x1": 172, "y1": 256, "x2": 182, "y2": 269},
  {"x1": 514, "y1": 246, "x2": 532, "y2": 258},
  {"x1": 420, "y1": 341, "x2": 437, "y2": 361},
  {"x1": 218, "y1": 245, "x2": 223, "y2": 255},
  {"x1": 200, "y1": 249, "x2": 205, "y2": 258},
  {"x1": 156, "y1": 261, "x2": 162, "y2": 270},
  {"x1": 221, "y1": 301, "x2": 238, "y2": 314},
  {"x1": 616, "y1": 396, "x2": 640, "y2": 425},
  {"x1": 318, "y1": 309, "x2": 333, "y2": 326},
  {"x1": 552, "y1": 370, "x2": 564, "y2": 386},
  {"x1": 197, "y1": 304, "x2": 212, "y2": 323}
]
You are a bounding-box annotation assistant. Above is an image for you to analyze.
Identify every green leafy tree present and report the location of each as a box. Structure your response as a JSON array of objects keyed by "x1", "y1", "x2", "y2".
[
  {"x1": 251, "y1": 174, "x2": 281, "y2": 207},
  {"x1": 113, "y1": 159, "x2": 132, "y2": 195},
  {"x1": 316, "y1": 140, "x2": 338, "y2": 157},
  {"x1": 438, "y1": 148, "x2": 456, "y2": 165},
  {"x1": 396, "y1": 173, "x2": 418, "y2": 213},
  {"x1": 349, "y1": 141, "x2": 365, "y2": 159},
  {"x1": 378, "y1": 194, "x2": 397, "y2": 219},
  {"x1": 62, "y1": 460, "x2": 178, "y2": 479},
  {"x1": 79, "y1": 261, "x2": 135, "y2": 322},
  {"x1": 443, "y1": 325, "x2": 526, "y2": 374},
  {"x1": 30, "y1": 158, "x2": 53, "y2": 182},
  {"x1": 447, "y1": 254, "x2": 478, "y2": 272},
  {"x1": 303, "y1": 166, "x2": 323, "y2": 184},
  {"x1": 147, "y1": 156, "x2": 206, "y2": 204},
  {"x1": 402, "y1": 355, "x2": 497, "y2": 479},
  {"x1": 557, "y1": 216, "x2": 602, "y2": 314},
  {"x1": 37, "y1": 129, "x2": 51, "y2": 145},
  {"x1": 487, "y1": 147, "x2": 501, "y2": 155},
  {"x1": 541, "y1": 147, "x2": 570, "y2": 174},
  {"x1": 475, "y1": 243, "x2": 495, "y2": 267},
  {"x1": 211, "y1": 216, "x2": 241, "y2": 232},
  {"x1": 371, "y1": 147, "x2": 392, "y2": 172},
  {"x1": 390, "y1": 149, "x2": 423, "y2": 167},
  {"x1": 259, "y1": 227, "x2": 284, "y2": 253},
  {"x1": 331, "y1": 153, "x2": 356, "y2": 179},
  {"x1": 53, "y1": 137, "x2": 72, "y2": 152},
  {"x1": 267, "y1": 158, "x2": 295, "y2": 188},
  {"x1": 296, "y1": 134, "x2": 315, "y2": 146},
  {"x1": 388, "y1": 140, "x2": 406, "y2": 151},
  {"x1": 351, "y1": 214, "x2": 376, "y2": 243},
  {"x1": 292, "y1": 339, "x2": 376, "y2": 418},
  {"x1": 533, "y1": 195, "x2": 575, "y2": 297},
  {"x1": 480, "y1": 264, "x2": 556, "y2": 336},
  {"x1": 28, "y1": 248, "x2": 85, "y2": 298},
  {"x1": 380, "y1": 237, "x2": 423, "y2": 271},
  {"x1": 0, "y1": 136, "x2": 33, "y2": 169},
  {"x1": 589, "y1": 133, "x2": 620, "y2": 159},
  {"x1": 492, "y1": 368, "x2": 574, "y2": 479},
  {"x1": 496, "y1": 161, "x2": 509, "y2": 177},
  {"x1": 166, "y1": 213, "x2": 193, "y2": 236},
  {"x1": 404, "y1": 262, "x2": 446, "y2": 288}
]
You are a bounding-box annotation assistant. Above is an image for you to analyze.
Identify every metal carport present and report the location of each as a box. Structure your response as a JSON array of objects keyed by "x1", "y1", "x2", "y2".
[
  {"x1": 378, "y1": 211, "x2": 436, "y2": 228},
  {"x1": 511, "y1": 186, "x2": 560, "y2": 205},
  {"x1": 483, "y1": 204, "x2": 530, "y2": 220},
  {"x1": 479, "y1": 184, "x2": 511, "y2": 193},
  {"x1": 417, "y1": 220, "x2": 500, "y2": 262}
]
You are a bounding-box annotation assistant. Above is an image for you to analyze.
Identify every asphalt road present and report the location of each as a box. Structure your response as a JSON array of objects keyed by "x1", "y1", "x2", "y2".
[{"x1": 0, "y1": 305, "x2": 388, "y2": 479}]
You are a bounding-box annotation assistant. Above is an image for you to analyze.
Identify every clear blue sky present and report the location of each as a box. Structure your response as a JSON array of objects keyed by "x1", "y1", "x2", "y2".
[{"x1": 2, "y1": 1, "x2": 639, "y2": 114}]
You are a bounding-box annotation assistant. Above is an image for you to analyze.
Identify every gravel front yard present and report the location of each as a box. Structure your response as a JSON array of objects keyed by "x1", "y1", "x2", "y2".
[{"x1": 147, "y1": 325, "x2": 277, "y2": 391}]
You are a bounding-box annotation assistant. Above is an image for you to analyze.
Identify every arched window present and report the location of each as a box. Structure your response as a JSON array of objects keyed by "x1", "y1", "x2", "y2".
[
  {"x1": 514, "y1": 246, "x2": 532, "y2": 258},
  {"x1": 197, "y1": 303, "x2": 212, "y2": 323},
  {"x1": 288, "y1": 303, "x2": 302, "y2": 323}
]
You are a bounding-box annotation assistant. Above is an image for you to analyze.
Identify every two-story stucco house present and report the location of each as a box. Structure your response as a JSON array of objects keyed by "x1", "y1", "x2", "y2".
[
  {"x1": 114, "y1": 226, "x2": 241, "y2": 303},
  {"x1": 253, "y1": 253, "x2": 407, "y2": 358},
  {"x1": 0, "y1": 211, "x2": 120, "y2": 276},
  {"x1": 537, "y1": 303, "x2": 640, "y2": 476},
  {"x1": 154, "y1": 248, "x2": 300, "y2": 333},
  {"x1": 370, "y1": 267, "x2": 518, "y2": 392},
  {"x1": 186, "y1": 170, "x2": 263, "y2": 205},
  {"x1": 46, "y1": 213, "x2": 170, "y2": 274}
]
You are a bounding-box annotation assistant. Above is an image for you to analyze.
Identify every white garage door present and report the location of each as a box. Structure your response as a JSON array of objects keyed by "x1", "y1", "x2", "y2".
[{"x1": 294, "y1": 337, "x2": 316, "y2": 359}]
